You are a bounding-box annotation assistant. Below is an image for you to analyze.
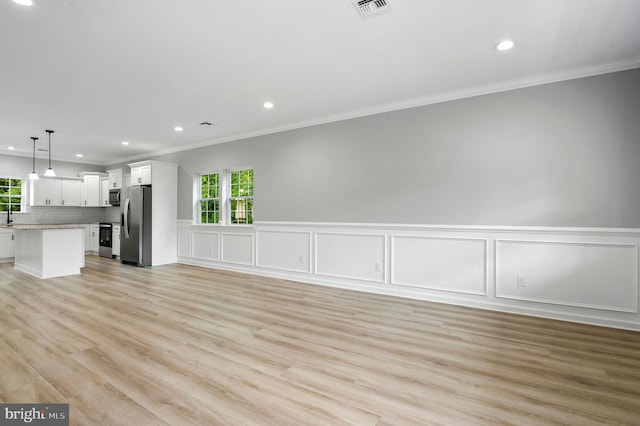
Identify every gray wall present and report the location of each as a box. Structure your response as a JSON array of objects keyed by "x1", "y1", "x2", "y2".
[
  {"x1": 0, "y1": 154, "x2": 105, "y2": 178},
  {"x1": 132, "y1": 69, "x2": 640, "y2": 228}
]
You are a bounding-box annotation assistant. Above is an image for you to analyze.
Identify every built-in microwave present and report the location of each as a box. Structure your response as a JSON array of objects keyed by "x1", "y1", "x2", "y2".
[{"x1": 108, "y1": 189, "x2": 121, "y2": 206}]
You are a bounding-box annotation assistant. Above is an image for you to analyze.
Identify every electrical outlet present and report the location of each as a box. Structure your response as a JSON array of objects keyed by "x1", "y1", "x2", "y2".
[
  {"x1": 517, "y1": 275, "x2": 526, "y2": 287},
  {"x1": 299, "y1": 256, "x2": 305, "y2": 264},
  {"x1": 375, "y1": 262, "x2": 383, "y2": 272}
]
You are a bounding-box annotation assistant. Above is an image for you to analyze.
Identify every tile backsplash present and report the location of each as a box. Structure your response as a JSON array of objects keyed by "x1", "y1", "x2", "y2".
[{"x1": 12, "y1": 206, "x2": 122, "y2": 225}]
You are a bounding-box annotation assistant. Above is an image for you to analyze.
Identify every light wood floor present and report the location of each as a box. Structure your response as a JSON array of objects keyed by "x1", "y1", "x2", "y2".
[{"x1": 1, "y1": 256, "x2": 639, "y2": 425}]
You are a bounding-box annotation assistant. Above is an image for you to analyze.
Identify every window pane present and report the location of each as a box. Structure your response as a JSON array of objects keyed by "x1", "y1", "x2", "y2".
[
  {"x1": 199, "y1": 173, "x2": 220, "y2": 224},
  {"x1": 0, "y1": 178, "x2": 22, "y2": 213},
  {"x1": 231, "y1": 169, "x2": 253, "y2": 199},
  {"x1": 230, "y1": 197, "x2": 253, "y2": 224},
  {"x1": 246, "y1": 199, "x2": 253, "y2": 224}
]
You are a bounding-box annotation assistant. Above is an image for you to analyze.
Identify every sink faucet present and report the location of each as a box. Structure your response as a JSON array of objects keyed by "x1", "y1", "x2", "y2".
[{"x1": 6, "y1": 208, "x2": 12, "y2": 225}]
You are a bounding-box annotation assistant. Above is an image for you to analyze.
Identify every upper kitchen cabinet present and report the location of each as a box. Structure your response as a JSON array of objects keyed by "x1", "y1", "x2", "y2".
[
  {"x1": 100, "y1": 177, "x2": 110, "y2": 207},
  {"x1": 130, "y1": 163, "x2": 151, "y2": 186},
  {"x1": 29, "y1": 178, "x2": 62, "y2": 206},
  {"x1": 80, "y1": 173, "x2": 104, "y2": 207},
  {"x1": 107, "y1": 169, "x2": 123, "y2": 189},
  {"x1": 29, "y1": 176, "x2": 96, "y2": 207},
  {"x1": 60, "y1": 180, "x2": 82, "y2": 206}
]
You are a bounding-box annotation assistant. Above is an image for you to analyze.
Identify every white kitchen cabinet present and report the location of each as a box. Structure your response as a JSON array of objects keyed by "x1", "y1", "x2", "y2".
[
  {"x1": 82, "y1": 175, "x2": 101, "y2": 207},
  {"x1": 29, "y1": 178, "x2": 62, "y2": 206},
  {"x1": 83, "y1": 225, "x2": 91, "y2": 252},
  {"x1": 84, "y1": 224, "x2": 99, "y2": 253},
  {"x1": 107, "y1": 169, "x2": 123, "y2": 189},
  {"x1": 100, "y1": 177, "x2": 110, "y2": 207},
  {"x1": 112, "y1": 224, "x2": 120, "y2": 257},
  {"x1": 0, "y1": 230, "x2": 15, "y2": 261},
  {"x1": 91, "y1": 224, "x2": 99, "y2": 252},
  {"x1": 61, "y1": 180, "x2": 82, "y2": 206},
  {"x1": 130, "y1": 164, "x2": 151, "y2": 186}
]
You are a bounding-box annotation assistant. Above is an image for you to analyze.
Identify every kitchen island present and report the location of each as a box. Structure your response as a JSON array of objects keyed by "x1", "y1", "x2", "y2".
[{"x1": 10, "y1": 224, "x2": 85, "y2": 279}]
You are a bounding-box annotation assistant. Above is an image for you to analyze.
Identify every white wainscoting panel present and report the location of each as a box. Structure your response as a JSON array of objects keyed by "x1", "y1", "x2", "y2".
[
  {"x1": 256, "y1": 230, "x2": 312, "y2": 273},
  {"x1": 496, "y1": 240, "x2": 638, "y2": 312},
  {"x1": 177, "y1": 226, "x2": 191, "y2": 258},
  {"x1": 177, "y1": 221, "x2": 640, "y2": 330},
  {"x1": 192, "y1": 231, "x2": 220, "y2": 261},
  {"x1": 222, "y1": 233, "x2": 254, "y2": 266},
  {"x1": 391, "y1": 236, "x2": 487, "y2": 295},
  {"x1": 315, "y1": 233, "x2": 385, "y2": 283}
]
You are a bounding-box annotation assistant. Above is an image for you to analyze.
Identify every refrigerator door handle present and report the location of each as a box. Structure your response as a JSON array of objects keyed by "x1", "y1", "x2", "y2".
[{"x1": 124, "y1": 198, "x2": 130, "y2": 239}]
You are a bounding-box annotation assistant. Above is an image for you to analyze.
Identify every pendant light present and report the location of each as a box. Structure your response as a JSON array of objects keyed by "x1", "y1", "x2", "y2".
[
  {"x1": 44, "y1": 129, "x2": 55, "y2": 177},
  {"x1": 28, "y1": 137, "x2": 39, "y2": 180}
]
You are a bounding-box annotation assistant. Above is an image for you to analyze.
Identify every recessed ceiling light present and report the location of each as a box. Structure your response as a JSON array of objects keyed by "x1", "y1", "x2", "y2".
[
  {"x1": 121, "y1": 141, "x2": 129, "y2": 145},
  {"x1": 263, "y1": 101, "x2": 274, "y2": 109},
  {"x1": 495, "y1": 40, "x2": 515, "y2": 51},
  {"x1": 76, "y1": 153, "x2": 83, "y2": 158},
  {"x1": 12, "y1": 0, "x2": 33, "y2": 6},
  {"x1": 8, "y1": 146, "x2": 15, "y2": 150},
  {"x1": 174, "y1": 126, "x2": 183, "y2": 132}
]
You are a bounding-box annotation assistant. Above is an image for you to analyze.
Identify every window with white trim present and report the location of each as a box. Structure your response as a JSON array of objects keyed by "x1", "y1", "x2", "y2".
[
  {"x1": 0, "y1": 178, "x2": 23, "y2": 213},
  {"x1": 197, "y1": 168, "x2": 253, "y2": 225},
  {"x1": 229, "y1": 168, "x2": 253, "y2": 225},
  {"x1": 199, "y1": 173, "x2": 220, "y2": 224}
]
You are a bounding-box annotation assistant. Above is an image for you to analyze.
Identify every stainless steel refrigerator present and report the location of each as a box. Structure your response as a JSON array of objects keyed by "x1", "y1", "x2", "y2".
[{"x1": 121, "y1": 185, "x2": 152, "y2": 266}]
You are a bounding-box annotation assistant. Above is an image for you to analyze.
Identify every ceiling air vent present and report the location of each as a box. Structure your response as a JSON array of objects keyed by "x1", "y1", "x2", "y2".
[{"x1": 352, "y1": 0, "x2": 392, "y2": 19}]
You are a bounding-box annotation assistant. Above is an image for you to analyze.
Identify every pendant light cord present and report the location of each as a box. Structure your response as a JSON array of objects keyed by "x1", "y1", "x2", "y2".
[
  {"x1": 31, "y1": 137, "x2": 38, "y2": 173},
  {"x1": 48, "y1": 130, "x2": 52, "y2": 168},
  {"x1": 45, "y1": 129, "x2": 55, "y2": 175}
]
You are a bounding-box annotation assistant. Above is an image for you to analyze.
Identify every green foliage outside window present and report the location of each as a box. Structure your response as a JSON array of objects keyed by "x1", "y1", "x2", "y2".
[
  {"x1": 0, "y1": 178, "x2": 22, "y2": 213},
  {"x1": 200, "y1": 173, "x2": 220, "y2": 224}
]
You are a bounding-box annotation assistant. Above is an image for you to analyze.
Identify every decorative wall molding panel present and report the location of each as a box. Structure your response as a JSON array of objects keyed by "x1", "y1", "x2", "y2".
[
  {"x1": 221, "y1": 232, "x2": 254, "y2": 265},
  {"x1": 496, "y1": 239, "x2": 637, "y2": 313},
  {"x1": 256, "y1": 230, "x2": 312, "y2": 274},
  {"x1": 177, "y1": 225, "x2": 191, "y2": 258},
  {"x1": 315, "y1": 232, "x2": 386, "y2": 283},
  {"x1": 177, "y1": 221, "x2": 640, "y2": 330},
  {"x1": 391, "y1": 235, "x2": 488, "y2": 295},
  {"x1": 192, "y1": 231, "x2": 220, "y2": 262}
]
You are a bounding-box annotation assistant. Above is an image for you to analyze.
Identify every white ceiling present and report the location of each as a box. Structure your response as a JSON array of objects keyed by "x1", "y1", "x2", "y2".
[{"x1": 1, "y1": 0, "x2": 639, "y2": 166}]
